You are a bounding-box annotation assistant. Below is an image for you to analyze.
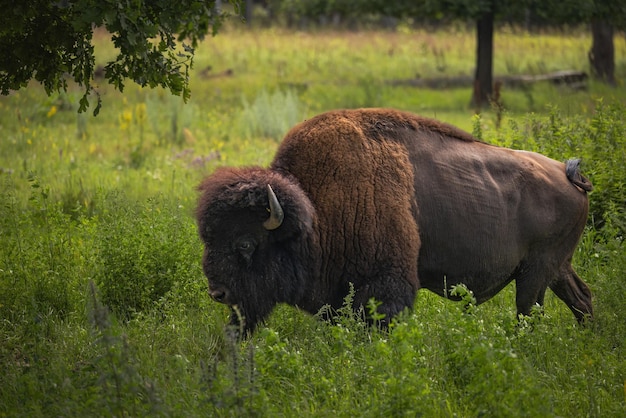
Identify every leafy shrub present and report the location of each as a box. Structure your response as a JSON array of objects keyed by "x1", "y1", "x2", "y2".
[
  {"x1": 95, "y1": 191, "x2": 199, "y2": 320},
  {"x1": 251, "y1": 287, "x2": 557, "y2": 416}
]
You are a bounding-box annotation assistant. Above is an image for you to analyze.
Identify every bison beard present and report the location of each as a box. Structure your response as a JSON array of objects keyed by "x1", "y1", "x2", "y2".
[{"x1": 196, "y1": 108, "x2": 594, "y2": 335}]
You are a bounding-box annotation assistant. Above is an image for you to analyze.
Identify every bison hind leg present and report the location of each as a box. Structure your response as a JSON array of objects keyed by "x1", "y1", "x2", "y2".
[{"x1": 549, "y1": 263, "x2": 593, "y2": 323}]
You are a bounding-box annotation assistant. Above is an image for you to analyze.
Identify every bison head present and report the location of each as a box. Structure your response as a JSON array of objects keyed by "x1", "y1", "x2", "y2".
[{"x1": 196, "y1": 167, "x2": 317, "y2": 335}]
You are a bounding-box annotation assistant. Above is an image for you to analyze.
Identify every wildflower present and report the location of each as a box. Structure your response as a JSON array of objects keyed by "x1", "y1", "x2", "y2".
[
  {"x1": 183, "y1": 127, "x2": 195, "y2": 144},
  {"x1": 119, "y1": 109, "x2": 133, "y2": 131},
  {"x1": 135, "y1": 103, "x2": 147, "y2": 126},
  {"x1": 47, "y1": 105, "x2": 57, "y2": 118}
]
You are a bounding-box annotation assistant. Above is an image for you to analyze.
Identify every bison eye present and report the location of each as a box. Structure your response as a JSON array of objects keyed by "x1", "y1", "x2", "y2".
[{"x1": 234, "y1": 237, "x2": 257, "y2": 261}]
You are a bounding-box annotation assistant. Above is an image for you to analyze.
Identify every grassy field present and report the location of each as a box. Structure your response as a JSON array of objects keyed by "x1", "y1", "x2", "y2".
[{"x1": 0, "y1": 27, "x2": 625, "y2": 416}]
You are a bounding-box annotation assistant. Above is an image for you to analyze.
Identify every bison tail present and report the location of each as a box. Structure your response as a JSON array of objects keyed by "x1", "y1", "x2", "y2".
[{"x1": 565, "y1": 159, "x2": 593, "y2": 192}]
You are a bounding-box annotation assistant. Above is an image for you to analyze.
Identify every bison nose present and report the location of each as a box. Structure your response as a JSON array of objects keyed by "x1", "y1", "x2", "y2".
[{"x1": 209, "y1": 287, "x2": 229, "y2": 303}]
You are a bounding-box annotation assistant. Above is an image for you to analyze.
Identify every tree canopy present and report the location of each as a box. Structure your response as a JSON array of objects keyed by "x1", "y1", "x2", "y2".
[{"x1": 0, "y1": 0, "x2": 241, "y2": 115}]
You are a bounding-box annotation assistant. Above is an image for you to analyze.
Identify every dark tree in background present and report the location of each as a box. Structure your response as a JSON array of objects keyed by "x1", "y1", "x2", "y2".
[
  {"x1": 530, "y1": 0, "x2": 625, "y2": 86},
  {"x1": 589, "y1": 20, "x2": 615, "y2": 85},
  {"x1": 413, "y1": 0, "x2": 527, "y2": 109},
  {"x1": 361, "y1": 0, "x2": 625, "y2": 107},
  {"x1": 318, "y1": 0, "x2": 531, "y2": 109},
  {"x1": 0, "y1": 0, "x2": 241, "y2": 115},
  {"x1": 278, "y1": 0, "x2": 624, "y2": 108},
  {"x1": 473, "y1": 5, "x2": 495, "y2": 109}
]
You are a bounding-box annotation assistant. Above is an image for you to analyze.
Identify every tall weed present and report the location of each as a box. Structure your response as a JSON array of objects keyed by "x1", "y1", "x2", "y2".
[
  {"x1": 146, "y1": 91, "x2": 197, "y2": 145},
  {"x1": 237, "y1": 89, "x2": 304, "y2": 140},
  {"x1": 0, "y1": 174, "x2": 87, "y2": 322}
]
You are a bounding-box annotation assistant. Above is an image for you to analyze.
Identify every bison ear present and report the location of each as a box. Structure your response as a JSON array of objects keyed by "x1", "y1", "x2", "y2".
[{"x1": 263, "y1": 184, "x2": 284, "y2": 230}]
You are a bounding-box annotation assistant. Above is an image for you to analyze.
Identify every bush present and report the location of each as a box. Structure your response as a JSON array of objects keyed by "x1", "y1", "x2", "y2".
[{"x1": 95, "y1": 191, "x2": 200, "y2": 320}]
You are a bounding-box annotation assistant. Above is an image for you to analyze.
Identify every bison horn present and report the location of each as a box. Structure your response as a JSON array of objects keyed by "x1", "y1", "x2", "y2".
[{"x1": 263, "y1": 184, "x2": 284, "y2": 230}]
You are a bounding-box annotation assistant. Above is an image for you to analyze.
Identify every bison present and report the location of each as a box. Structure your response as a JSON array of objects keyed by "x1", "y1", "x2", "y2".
[{"x1": 196, "y1": 108, "x2": 593, "y2": 334}]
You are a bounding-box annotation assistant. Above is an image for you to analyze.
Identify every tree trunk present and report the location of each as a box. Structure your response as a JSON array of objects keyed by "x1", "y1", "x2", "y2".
[
  {"x1": 244, "y1": 0, "x2": 253, "y2": 24},
  {"x1": 471, "y1": 11, "x2": 495, "y2": 110},
  {"x1": 589, "y1": 20, "x2": 615, "y2": 86}
]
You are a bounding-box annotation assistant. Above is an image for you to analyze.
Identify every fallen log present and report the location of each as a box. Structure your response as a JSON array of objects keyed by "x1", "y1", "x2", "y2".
[{"x1": 388, "y1": 70, "x2": 588, "y2": 90}]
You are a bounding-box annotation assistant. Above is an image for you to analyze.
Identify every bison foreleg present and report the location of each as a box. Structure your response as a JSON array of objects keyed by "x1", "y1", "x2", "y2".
[{"x1": 354, "y1": 276, "x2": 417, "y2": 328}]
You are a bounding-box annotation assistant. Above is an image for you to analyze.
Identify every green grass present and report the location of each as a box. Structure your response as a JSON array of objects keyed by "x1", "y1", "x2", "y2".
[{"x1": 0, "y1": 27, "x2": 625, "y2": 417}]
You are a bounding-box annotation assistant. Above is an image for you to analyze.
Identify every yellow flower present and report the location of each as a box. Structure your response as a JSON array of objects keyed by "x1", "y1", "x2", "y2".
[
  {"x1": 47, "y1": 105, "x2": 57, "y2": 118},
  {"x1": 119, "y1": 110, "x2": 133, "y2": 131},
  {"x1": 183, "y1": 128, "x2": 195, "y2": 144},
  {"x1": 122, "y1": 110, "x2": 133, "y2": 123},
  {"x1": 135, "y1": 103, "x2": 147, "y2": 125}
]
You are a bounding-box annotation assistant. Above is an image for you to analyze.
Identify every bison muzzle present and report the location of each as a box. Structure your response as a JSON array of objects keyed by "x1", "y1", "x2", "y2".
[{"x1": 196, "y1": 108, "x2": 593, "y2": 335}]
